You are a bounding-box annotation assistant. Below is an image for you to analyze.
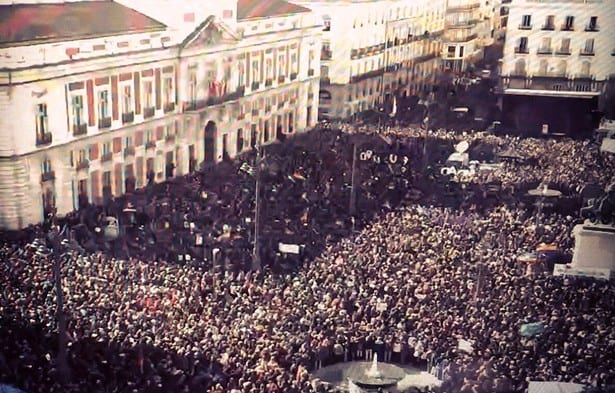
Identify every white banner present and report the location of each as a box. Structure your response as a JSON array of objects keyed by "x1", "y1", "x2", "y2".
[
  {"x1": 278, "y1": 243, "x2": 301, "y2": 254},
  {"x1": 553, "y1": 264, "x2": 611, "y2": 280},
  {"x1": 600, "y1": 138, "x2": 615, "y2": 154}
]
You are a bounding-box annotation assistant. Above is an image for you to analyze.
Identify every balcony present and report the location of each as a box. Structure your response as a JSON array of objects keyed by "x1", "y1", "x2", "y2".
[
  {"x1": 75, "y1": 160, "x2": 89, "y2": 171},
  {"x1": 73, "y1": 123, "x2": 87, "y2": 136},
  {"x1": 349, "y1": 68, "x2": 384, "y2": 84},
  {"x1": 555, "y1": 48, "x2": 571, "y2": 55},
  {"x1": 278, "y1": 75, "x2": 285, "y2": 84},
  {"x1": 41, "y1": 171, "x2": 55, "y2": 182},
  {"x1": 290, "y1": 72, "x2": 297, "y2": 81},
  {"x1": 123, "y1": 146, "x2": 135, "y2": 158},
  {"x1": 98, "y1": 117, "x2": 112, "y2": 129},
  {"x1": 449, "y1": 33, "x2": 478, "y2": 43},
  {"x1": 265, "y1": 79, "x2": 273, "y2": 87},
  {"x1": 237, "y1": 112, "x2": 245, "y2": 120},
  {"x1": 251, "y1": 81, "x2": 260, "y2": 90},
  {"x1": 307, "y1": 69, "x2": 315, "y2": 77},
  {"x1": 561, "y1": 24, "x2": 574, "y2": 31},
  {"x1": 165, "y1": 134, "x2": 176, "y2": 143},
  {"x1": 251, "y1": 109, "x2": 259, "y2": 116},
  {"x1": 145, "y1": 140, "x2": 156, "y2": 150},
  {"x1": 537, "y1": 48, "x2": 553, "y2": 55},
  {"x1": 122, "y1": 111, "x2": 134, "y2": 124},
  {"x1": 206, "y1": 87, "x2": 246, "y2": 106},
  {"x1": 514, "y1": 47, "x2": 529, "y2": 54},
  {"x1": 265, "y1": 105, "x2": 271, "y2": 113},
  {"x1": 163, "y1": 102, "x2": 175, "y2": 113},
  {"x1": 351, "y1": 49, "x2": 359, "y2": 59},
  {"x1": 446, "y1": 2, "x2": 480, "y2": 12},
  {"x1": 321, "y1": 50, "x2": 332, "y2": 60},
  {"x1": 579, "y1": 49, "x2": 595, "y2": 56},
  {"x1": 321, "y1": 77, "x2": 331, "y2": 85},
  {"x1": 585, "y1": 24, "x2": 599, "y2": 32},
  {"x1": 518, "y1": 24, "x2": 532, "y2": 30},
  {"x1": 36, "y1": 132, "x2": 52, "y2": 146},
  {"x1": 143, "y1": 106, "x2": 155, "y2": 118},
  {"x1": 101, "y1": 152, "x2": 113, "y2": 163},
  {"x1": 541, "y1": 24, "x2": 555, "y2": 30}
]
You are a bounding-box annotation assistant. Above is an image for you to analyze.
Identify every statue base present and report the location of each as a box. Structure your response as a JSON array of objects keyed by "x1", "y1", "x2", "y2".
[{"x1": 571, "y1": 222, "x2": 615, "y2": 270}]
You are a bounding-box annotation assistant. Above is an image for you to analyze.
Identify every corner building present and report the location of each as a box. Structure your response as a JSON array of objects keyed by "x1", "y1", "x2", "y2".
[
  {"x1": 499, "y1": 0, "x2": 614, "y2": 135},
  {"x1": 292, "y1": 0, "x2": 446, "y2": 120},
  {"x1": 0, "y1": 0, "x2": 321, "y2": 230}
]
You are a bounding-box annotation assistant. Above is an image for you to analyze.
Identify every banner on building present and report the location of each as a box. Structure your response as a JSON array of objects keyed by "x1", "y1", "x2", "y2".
[
  {"x1": 553, "y1": 264, "x2": 611, "y2": 280},
  {"x1": 279, "y1": 243, "x2": 301, "y2": 254}
]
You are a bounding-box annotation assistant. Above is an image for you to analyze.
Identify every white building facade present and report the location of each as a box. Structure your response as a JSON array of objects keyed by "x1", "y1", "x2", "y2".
[
  {"x1": 441, "y1": 0, "x2": 494, "y2": 73},
  {"x1": 293, "y1": 0, "x2": 446, "y2": 120},
  {"x1": 0, "y1": 0, "x2": 321, "y2": 230},
  {"x1": 499, "y1": 0, "x2": 614, "y2": 135}
]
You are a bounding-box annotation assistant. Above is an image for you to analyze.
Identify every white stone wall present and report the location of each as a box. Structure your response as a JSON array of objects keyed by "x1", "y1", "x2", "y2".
[{"x1": 502, "y1": 0, "x2": 615, "y2": 80}]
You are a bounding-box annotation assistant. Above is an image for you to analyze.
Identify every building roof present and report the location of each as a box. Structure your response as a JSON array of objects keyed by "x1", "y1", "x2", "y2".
[
  {"x1": 237, "y1": 0, "x2": 311, "y2": 20},
  {"x1": 0, "y1": 1, "x2": 166, "y2": 47}
]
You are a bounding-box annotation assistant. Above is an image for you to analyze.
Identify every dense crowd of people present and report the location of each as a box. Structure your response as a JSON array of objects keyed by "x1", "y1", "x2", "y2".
[{"x1": 1, "y1": 125, "x2": 614, "y2": 393}]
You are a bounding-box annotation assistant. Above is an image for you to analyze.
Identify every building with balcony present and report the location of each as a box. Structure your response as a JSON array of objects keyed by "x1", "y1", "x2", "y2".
[
  {"x1": 441, "y1": 0, "x2": 494, "y2": 72},
  {"x1": 292, "y1": 0, "x2": 446, "y2": 120},
  {"x1": 0, "y1": 0, "x2": 321, "y2": 230},
  {"x1": 499, "y1": 0, "x2": 614, "y2": 135}
]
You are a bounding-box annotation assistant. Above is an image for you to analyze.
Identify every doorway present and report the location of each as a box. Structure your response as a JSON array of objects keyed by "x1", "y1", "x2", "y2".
[{"x1": 204, "y1": 120, "x2": 217, "y2": 163}]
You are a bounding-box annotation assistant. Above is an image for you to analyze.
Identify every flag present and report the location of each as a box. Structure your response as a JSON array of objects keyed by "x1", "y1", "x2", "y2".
[
  {"x1": 457, "y1": 338, "x2": 474, "y2": 353},
  {"x1": 520, "y1": 322, "x2": 545, "y2": 337},
  {"x1": 347, "y1": 378, "x2": 363, "y2": 393},
  {"x1": 389, "y1": 96, "x2": 397, "y2": 118},
  {"x1": 240, "y1": 162, "x2": 255, "y2": 176}
]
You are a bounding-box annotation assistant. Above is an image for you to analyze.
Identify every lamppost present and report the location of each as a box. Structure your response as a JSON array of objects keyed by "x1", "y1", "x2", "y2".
[{"x1": 252, "y1": 142, "x2": 265, "y2": 271}]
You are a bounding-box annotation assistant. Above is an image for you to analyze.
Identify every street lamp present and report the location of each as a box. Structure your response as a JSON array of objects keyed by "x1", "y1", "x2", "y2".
[{"x1": 252, "y1": 142, "x2": 265, "y2": 271}]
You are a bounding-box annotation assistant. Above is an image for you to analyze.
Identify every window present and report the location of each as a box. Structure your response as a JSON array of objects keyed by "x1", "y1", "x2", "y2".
[
  {"x1": 72, "y1": 95, "x2": 84, "y2": 125},
  {"x1": 447, "y1": 46, "x2": 456, "y2": 58},
  {"x1": 188, "y1": 70, "x2": 197, "y2": 103},
  {"x1": 580, "y1": 61, "x2": 591, "y2": 77},
  {"x1": 520, "y1": 14, "x2": 531, "y2": 29},
  {"x1": 125, "y1": 136, "x2": 133, "y2": 147},
  {"x1": 459, "y1": 46, "x2": 464, "y2": 57},
  {"x1": 237, "y1": 62, "x2": 245, "y2": 86},
  {"x1": 323, "y1": 15, "x2": 331, "y2": 31},
  {"x1": 265, "y1": 58, "x2": 273, "y2": 80},
  {"x1": 164, "y1": 75, "x2": 174, "y2": 104},
  {"x1": 143, "y1": 80, "x2": 153, "y2": 108},
  {"x1": 559, "y1": 38, "x2": 571, "y2": 54},
  {"x1": 41, "y1": 158, "x2": 52, "y2": 174},
  {"x1": 252, "y1": 59, "x2": 260, "y2": 83},
  {"x1": 586, "y1": 16, "x2": 598, "y2": 31},
  {"x1": 542, "y1": 15, "x2": 554, "y2": 30},
  {"x1": 98, "y1": 90, "x2": 109, "y2": 119},
  {"x1": 278, "y1": 54, "x2": 285, "y2": 77},
  {"x1": 102, "y1": 141, "x2": 111, "y2": 155},
  {"x1": 563, "y1": 15, "x2": 574, "y2": 30},
  {"x1": 582, "y1": 39, "x2": 595, "y2": 55},
  {"x1": 291, "y1": 53, "x2": 298, "y2": 74},
  {"x1": 539, "y1": 37, "x2": 551, "y2": 53},
  {"x1": 122, "y1": 85, "x2": 132, "y2": 114},
  {"x1": 538, "y1": 59, "x2": 548, "y2": 75},
  {"x1": 36, "y1": 103, "x2": 48, "y2": 138},
  {"x1": 102, "y1": 171, "x2": 112, "y2": 189}
]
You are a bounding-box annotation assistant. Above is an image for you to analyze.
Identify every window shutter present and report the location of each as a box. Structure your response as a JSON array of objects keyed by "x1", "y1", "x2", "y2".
[
  {"x1": 134, "y1": 72, "x2": 141, "y2": 114},
  {"x1": 86, "y1": 80, "x2": 95, "y2": 126},
  {"x1": 246, "y1": 53, "x2": 251, "y2": 85},
  {"x1": 111, "y1": 76, "x2": 119, "y2": 120},
  {"x1": 69, "y1": 151, "x2": 74, "y2": 167},
  {"x1": 114, "y1": 163, "x2": 123, "y2": 195},
  {"x1": 136, "y1": 156, "x2": 144, "y2": 187},
  {"x1": 156, "y1": 126, "x2": 164, "y2": 140},
  {"x1": 90, "y1": 143, "x2": 99, "y2": 160},
  {"x1": 155, "y1": 68, "x2": 161, "y2": 109},
  {"x1": 91, "y1": 170, "x2": 101, "y2": 204},
  {"x1": 113, "y1": 137, "x2": 122, "y2": 153},
  {"x1": 135, "y1": 131, "x2": 143, "y2": 146}
]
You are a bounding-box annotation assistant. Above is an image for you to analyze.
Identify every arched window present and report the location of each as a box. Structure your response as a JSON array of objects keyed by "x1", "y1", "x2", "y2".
[
  {"x1": 514, "y1": 59, "x2": 526, "y2": 75},
  {"x1": 580, "y1": 61, "x2": 591, "y2": 77},
  {"x1": 538, "y1": 59, "x2": 548, "y2": 76},
  {"x1": 556, "y1": 60, "x2": 567, "y2": 77}
]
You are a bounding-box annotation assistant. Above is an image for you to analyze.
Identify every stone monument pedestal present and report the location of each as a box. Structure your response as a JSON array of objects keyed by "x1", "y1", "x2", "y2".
[{"x1": 571, "y1": 223, "x2": 615, "y2": 270}]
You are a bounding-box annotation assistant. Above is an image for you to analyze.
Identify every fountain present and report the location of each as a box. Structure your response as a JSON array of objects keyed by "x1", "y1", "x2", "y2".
[
  {"x1": 345, "y1": 354, "x2": 405, "y2": 390},
  {"x1": 365, "y1": 354, "x2": 383, "y2": 379}
]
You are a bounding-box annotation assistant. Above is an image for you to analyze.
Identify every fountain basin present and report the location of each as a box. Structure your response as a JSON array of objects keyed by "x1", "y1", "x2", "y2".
[{"x1": 347, "y1": 361, "x2": 406, "y2": 389}]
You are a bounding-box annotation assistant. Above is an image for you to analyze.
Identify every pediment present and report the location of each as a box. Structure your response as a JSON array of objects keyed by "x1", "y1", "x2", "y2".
[{"x1": 181, "y1": 16, "x2": 240, "y2": 49}]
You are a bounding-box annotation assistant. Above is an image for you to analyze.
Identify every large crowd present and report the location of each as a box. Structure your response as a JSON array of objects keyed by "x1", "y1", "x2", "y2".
[{"x1": 1, "y1": 125, "x2": 614, "y2": 393}]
